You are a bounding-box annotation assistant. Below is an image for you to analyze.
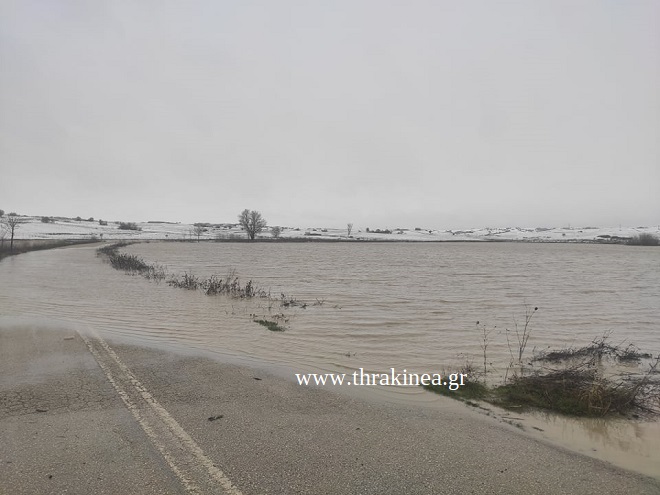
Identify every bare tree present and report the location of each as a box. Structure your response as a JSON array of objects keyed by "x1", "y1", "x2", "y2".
[
  {"x1": 0, "y1": 223, "x2": 7, "y2": 251},
  {"x1": 1, "y1": 215, "x2": 27, "y2": 253},
  {"x1": 238, "y1": 209, "x2": 267, "y2": 240},
  {"x1": 271, "y1": 226, "x2": 282, "y2": 238},
  {"x1": 193, "y1": 225, "x2": 205, "y2": 242},
  {"x1": 347, "y1": 223, "x2": 354, "y2": 237}
]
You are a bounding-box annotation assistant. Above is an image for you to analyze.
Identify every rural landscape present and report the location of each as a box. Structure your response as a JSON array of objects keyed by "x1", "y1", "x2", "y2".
[
  {"x1": 1, "y1": 0, "x2": 658, "y2": 493},
  {"x1": 2, "y1": 208, "x2": 659, "y2": 246},
  {"x1": 2, "y1": 207, "x2": 660, "y2": 491}
]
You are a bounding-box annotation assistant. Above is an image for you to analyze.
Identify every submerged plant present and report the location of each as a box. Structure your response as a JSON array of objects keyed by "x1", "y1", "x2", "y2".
[
  {"x1": 168, "y1": 271, "x2": 200, "y2": 290},
  {"x1": 97, "y1": 243, "x2": 320, "y2": 335},
  {"x1": 254, "y1": 319, "x2": 286, "y2": 332},
  {"x1": 504, "y1": 305, "x2": 538, "y2": 381},
  {"x1": 97, "y1": 242, "x2": 165, "y2": 280},
  {"x1": 424, "y1": 311, "x2": 660, "y2": 418},
  {"x1": 534, "y1": 335, "x2": 652, "y2": 364},
  {"x1": 476, "y1": 321, "x2": 496, "y2": 381},
  {"x1": 492, "y1": 356, "x2": 660, "y2": 417}
]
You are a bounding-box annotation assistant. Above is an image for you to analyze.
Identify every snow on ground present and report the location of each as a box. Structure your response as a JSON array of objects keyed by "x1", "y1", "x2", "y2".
[{"x1": 5, "y1": 216, "x2": 659, "y2": 244}]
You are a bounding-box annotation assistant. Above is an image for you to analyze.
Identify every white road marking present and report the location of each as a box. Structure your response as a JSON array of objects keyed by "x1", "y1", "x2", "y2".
[{"x1": 80, "y1": 331, "x2": 243, "y2": 495}]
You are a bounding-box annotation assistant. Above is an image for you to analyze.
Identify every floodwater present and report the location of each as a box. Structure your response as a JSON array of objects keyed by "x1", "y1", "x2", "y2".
[{"x1": 1, "y1": 241, "x2": 659, "y2": 478}]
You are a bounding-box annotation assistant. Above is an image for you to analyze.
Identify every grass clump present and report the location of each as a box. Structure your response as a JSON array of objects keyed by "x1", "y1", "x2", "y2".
[
  {"x1": 535, "y1": 336, "x2": 652, "y2": 364},
  {"x1": 280, "y1": 293, "x2": 307, "y2": 308},
  {"x1": 171, "y1": 269, "x2": 270, "y2": 298},
  {"x1": 425, "y1": 348, "x2": 659, "y2": 418},
  {"x1": 494, "y1": 368, "x2": 611, "y2": 416},
  {"x1": 423, "y1": 307, "x2": 660, "y2": 418},
  {"x1": 422, "y1": 380, "x2": 489, "y2": 401},
  {"x1": 492, "y1": 361, "x2": 659, "y2": 417},
  {"x1": 511, "y1": 335, "x2": 660, "y2": 416},
  {"x1": 421, "y1": 362, "x2": 489, "y2": 401},
  {"x1": 110, "y1": 253, "x2": 150, "y2": 272},
  {"x1": 254, "y1": 319, "x2": 286, "y2": 332},
  {"x1": 168, "y1": 271, "x2": 200, "y2": 290}
]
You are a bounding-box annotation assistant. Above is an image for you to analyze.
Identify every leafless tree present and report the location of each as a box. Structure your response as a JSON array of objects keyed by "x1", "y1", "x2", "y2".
[
  {"x1": 271, "y1": 226, "x2": 282, "y2": 238},
  {"x1": 347, "y1": 223, "x2": 354, "y2": 237},
  {"x1": 1, "y1": 215, "x2": 27, "y2": 253},
  {"x1": 238, "y1": 209, "x2": 267, "y2": 240},
  {"x1": 0, "y1": 223, "x2": 7, "y2": 251},
  {"x1": 193, "y1": 225, "x2": 205, "y2": 242}
]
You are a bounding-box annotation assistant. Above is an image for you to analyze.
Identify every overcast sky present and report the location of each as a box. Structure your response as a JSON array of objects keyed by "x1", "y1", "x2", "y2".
[{"x1": 1, "y1": 1, "x2": 658, "y2": 229}]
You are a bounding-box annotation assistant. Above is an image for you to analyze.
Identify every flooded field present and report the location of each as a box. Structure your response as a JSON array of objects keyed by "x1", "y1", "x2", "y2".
[
  {"x1": 1, "y1": 241, "x2": 659, "y2": 477},
  {"x1": 124, "y1": 241, "x2": 660, "y2": 373}
]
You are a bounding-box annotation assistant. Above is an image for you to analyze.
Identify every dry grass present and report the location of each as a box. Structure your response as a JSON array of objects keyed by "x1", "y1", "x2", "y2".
[
  {"x1": 493, "y1": 362, "x2": 659, "y2": 416},
  {"x1": 423, "y1": 319, "x2": 660, "y2": 418},
  {"x1": 534, "y1": 336, "x2": 652, "y2": 364}
]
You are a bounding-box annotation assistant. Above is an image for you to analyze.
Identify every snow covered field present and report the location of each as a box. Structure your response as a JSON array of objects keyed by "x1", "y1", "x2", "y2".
[{"x1": 5, "y1": 215, "x2": 659, "y2": 244}]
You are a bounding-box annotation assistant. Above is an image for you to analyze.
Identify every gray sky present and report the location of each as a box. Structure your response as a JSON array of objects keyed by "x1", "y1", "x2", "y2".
[{"x1": 1, "y1": 1, "x2": 658, "y2": 229}]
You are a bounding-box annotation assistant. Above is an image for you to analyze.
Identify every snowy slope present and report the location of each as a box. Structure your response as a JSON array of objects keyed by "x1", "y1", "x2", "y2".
[{"x1": 5, "y1": 216, "x2": 659, "y2": 244}]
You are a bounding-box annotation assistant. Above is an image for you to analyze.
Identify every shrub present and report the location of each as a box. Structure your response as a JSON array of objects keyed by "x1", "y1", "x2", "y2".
[
  {"x1": 41, "y1": 216, "x2": 53, "y2": 223},
  {"x1": 110, "y1": 253, "x2": 149, "y2": 272},
  {"x1": 492, "y1": 367, "x2": 657, "y2": 417},
  {"x1": 168, "y1": 271, "x2": 200, "y2": 290},
  {"x1": 629, "y1": 233, "x2": 659, "y2": 246},
  {"x1": 99, "y1": 220, "x2": 108, "y2": 226},
  {"x1": 118, "y1": 222, "x2": 141, "y2": 231}
]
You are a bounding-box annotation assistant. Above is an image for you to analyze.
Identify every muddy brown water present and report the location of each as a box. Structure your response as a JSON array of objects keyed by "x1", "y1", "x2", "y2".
[{"x1": 1, "y1": 241, "x2": 659, "y2": 478}]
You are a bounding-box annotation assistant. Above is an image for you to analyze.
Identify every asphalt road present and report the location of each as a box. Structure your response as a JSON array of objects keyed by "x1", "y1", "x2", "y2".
[{"x1": 1, "y1": 326, "x2": 659, "y2": 495}]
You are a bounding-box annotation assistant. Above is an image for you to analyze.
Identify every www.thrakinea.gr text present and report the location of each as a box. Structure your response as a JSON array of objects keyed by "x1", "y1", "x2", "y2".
[{"x1": 295, "y1": 368, "x2": 468, "y2": 390}]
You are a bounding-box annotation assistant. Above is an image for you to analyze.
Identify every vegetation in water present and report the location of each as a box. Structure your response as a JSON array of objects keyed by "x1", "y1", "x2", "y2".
[
  {"x1": 96, "y1": 242, "x2": 317, "y2": 333},
  {"x1": 254, "y1": 319, "x2": 286, "y2": 332},
  {"x1": 423, "y1": 308, "x2": 660, "y2": 418}
]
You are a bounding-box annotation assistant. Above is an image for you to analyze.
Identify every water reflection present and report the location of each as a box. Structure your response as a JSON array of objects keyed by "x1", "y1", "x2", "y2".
[{"x1": 519, "y1": 410, "x2": 660, "y2": 478}]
